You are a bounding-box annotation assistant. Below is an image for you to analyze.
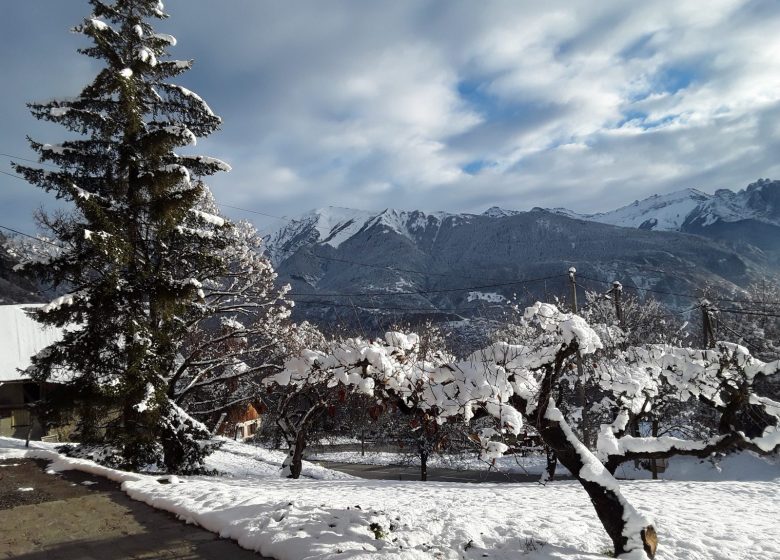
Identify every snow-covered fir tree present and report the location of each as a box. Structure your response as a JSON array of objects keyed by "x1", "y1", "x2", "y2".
[{"x1": 14, "y1": 0, "x2": 235, "y2": 472}]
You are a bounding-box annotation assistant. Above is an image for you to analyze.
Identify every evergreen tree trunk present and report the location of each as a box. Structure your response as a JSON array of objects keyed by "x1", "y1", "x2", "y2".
[{"x1": 650, "y1": 420, "x2": 659, "y2": 480}]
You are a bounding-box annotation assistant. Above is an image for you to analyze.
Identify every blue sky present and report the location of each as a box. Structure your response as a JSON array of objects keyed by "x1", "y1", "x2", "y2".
[{"x1": 2, "y1": 0, "x2": 780, "y2": 235}]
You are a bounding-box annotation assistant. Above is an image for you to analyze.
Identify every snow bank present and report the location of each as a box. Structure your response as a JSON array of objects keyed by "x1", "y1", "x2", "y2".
[{"x1": 617, "y1": 451, "x2": 780, "y2": 482}]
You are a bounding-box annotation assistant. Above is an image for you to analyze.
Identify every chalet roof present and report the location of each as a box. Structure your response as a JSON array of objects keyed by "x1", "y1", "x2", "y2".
[{"x1": 0, "y1": 304, "x2": 64, "y2": 383}]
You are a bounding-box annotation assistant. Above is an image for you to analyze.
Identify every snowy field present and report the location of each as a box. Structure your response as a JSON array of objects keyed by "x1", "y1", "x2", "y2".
[
  {"x1": 2, "y1": 436, "x2": 779, "y2": 560},
  {"x1": 307, "y1": 450, "x2": 573, "y2": 477}
]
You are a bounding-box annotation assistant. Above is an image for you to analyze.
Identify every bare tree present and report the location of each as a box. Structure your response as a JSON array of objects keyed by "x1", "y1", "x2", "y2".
[{"x1": 168, "y1": 208, "x2": 295, "y2": 425}]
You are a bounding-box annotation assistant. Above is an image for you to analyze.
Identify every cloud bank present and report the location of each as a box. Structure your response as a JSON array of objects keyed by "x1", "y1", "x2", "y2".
[{"x1": 1, "y1": 0, "x2": 780, "y2": 232}]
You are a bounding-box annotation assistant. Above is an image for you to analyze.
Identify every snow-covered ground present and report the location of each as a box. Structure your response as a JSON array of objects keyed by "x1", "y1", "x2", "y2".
[
  {"x1": 307, "y1": 450, "x2": 573, "y2": 476},
  {"x1": 307, "y1": 449, "x2": 780, "y2": 483},
  {"x1": 206, "y1": 440, "x2": 355, "y2": 481},
  {"x1": 2, "y1": 436, "x2": 779, "y2": 560}
]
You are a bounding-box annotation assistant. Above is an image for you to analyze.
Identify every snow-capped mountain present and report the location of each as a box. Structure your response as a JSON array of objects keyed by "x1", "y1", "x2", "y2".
[
  {"x1": 265, "y1": 207, "x2": 468, "y2": 266},
  {"x1": 549, "y1": 188, "x2": 710, "y2": 231},
  {"x1": 482, "y1": 206, "x2": 520, "y2": 219},
  {"x1": 265, "y1": 207, "x2": 376, "y2": 265},
  {"x1": 264, "y1": 182, "x2": 780, "y2": 326},
  {"x1": 0, "y1": 234, "x2": 45, "y2": 305},
  {"x1": 555, "y1": 179, "x2": 780, "y2": 232}
]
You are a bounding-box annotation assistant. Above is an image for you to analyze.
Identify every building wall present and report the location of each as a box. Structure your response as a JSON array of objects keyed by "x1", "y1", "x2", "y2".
[
  {"x1": 0, "y1": 382, "x2": 25, "y2": 407},
  {"x1": 0, "y1": 382, "x2": 46, "y2": 440},
  {"x1": 216, "y1": 404, "x2": 262, "y2": 441}
]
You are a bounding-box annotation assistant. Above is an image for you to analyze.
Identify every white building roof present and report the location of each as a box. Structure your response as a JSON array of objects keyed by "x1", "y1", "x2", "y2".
[{"x1": 0, "y1": 304, "x2": 64, "y2": 383}]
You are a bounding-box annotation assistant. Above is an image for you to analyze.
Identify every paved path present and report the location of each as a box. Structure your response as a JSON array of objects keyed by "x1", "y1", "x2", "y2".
[
  {"x1": 0, "y1": 459, "x2": 268, "y2": 560},
  {"x1": 315, "y1": 460, "x2": 572, "y2": 483}
]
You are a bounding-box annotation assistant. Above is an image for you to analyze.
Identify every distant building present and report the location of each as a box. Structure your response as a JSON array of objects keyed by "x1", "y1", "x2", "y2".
[
  {"x1": 215, "y1": 402, "x2": 262, "y2": 441},
  {"x1": 0, "y1": 304, "x2": 64, "y2": 440}
]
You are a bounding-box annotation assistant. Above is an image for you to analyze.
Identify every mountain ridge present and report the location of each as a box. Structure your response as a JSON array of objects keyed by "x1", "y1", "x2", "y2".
[
  {"x1": 266, "y1": 179, "x2": 780, "y2": 267},
  {"x1": 262, "y1": 181, "x2": 780, "y2": 324},
  {"x1": 550, "y1": 179, "x2": 780, "y2": 232}
]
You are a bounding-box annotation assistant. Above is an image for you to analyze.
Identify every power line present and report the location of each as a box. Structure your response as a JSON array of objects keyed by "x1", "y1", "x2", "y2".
[
  {"x1": 306, "y1": 251, "x2": 466, "y2": 278},
  {"x1": 0, "y1": 224, "x2": 553, "y2": 304},
  {"x1": 294, "y1": 299, "x2": 502, "y2": 313},
  {"x1": 717, "y1": 308, "x2": 780, "y2": 319},
  {"x1": 0, "y1": 224, "x2": 60, "y2": 247},
  {"x1": 0, "y1": 152, "x2": 59, "y2": 169},
  {"x1": 0, "y1": 169, "x2": 28, "y2": 181},
  {"x1": 717, "y1": 321, "x2": 773, "y2": 357},
  {"x1": 305, "y1": 251, "x2": 564, "y2": 285},
  {"x1": 0, "y1": 220, "x2": 562, "y2": 304},
  {"x1": 4, "y1": 218, "x2": 775, "y2": 311},
  {"x1": 578, "y1": 273, "x2": 701, "y2": 300},
  {"x1": 217, "y1": 203, "x2": 286, "y2": 220},
  {"x1": 1, "y1": 157, "x2": 287, "y2": 221},
  {"x1": 290, "y1": 274, "x2": 565, "y2": 298},
  {"x1": 578, "y1": 273, "x2": 780, "y2": 307},
  {"x1": 3, "y1": 152, "x2": 779, "y2": 308},
  {"x1": 672, "y1": 304, "x2": 702, "y2": 315}
]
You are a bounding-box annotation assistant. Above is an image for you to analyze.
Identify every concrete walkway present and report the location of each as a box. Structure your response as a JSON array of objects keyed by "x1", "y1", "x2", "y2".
[{"x1": 0, "y1": 459, "x2": 268, "y2": 560}]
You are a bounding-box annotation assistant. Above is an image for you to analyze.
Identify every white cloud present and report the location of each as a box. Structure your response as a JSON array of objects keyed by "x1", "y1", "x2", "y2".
[{"x1": 3, "y1": 0, "x2": 780, "y2": 230}]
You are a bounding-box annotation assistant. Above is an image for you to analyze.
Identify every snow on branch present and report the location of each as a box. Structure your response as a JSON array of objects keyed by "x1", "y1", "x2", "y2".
[
  {"x1": 161, "y1": 124, "x2": 197, "y2": 146},
  {"x1": 267, "y1": 303, "x2": 604, "y2": 439},
  {"x1": 161, "y1": 83, "x2": 216, "y2": 117},
  {"x1": 597, "y1": 342, "x2": 780, "y2": 465},
  {"x1": 150, "y1": 32, "x2": 177, "y2": 46},
  {"x1": 189, "y1": 209, "x2": 225, "y2": 227},
  {"x1": 179, "y1": 155, "x2": 232, "y2": 173},
  {"x1": 42, "y1": 291, "x2": 86, "y2": 313}
]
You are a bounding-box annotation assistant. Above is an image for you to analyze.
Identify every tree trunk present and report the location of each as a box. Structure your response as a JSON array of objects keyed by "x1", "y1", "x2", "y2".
[
  {"x1": 282, "y1": 428, "x2": 307, "y2": 479},
  {"x1": 25, "y1": 421, "x2": 34, "y2": 448},
  {"x1": 531, "y1": 400, "x2": 656, "y2": 559},
  {"x1": 650, "y1": 420, "x2": 659, "y2": 480},
  {"x1": 273, "y1": 430, "x2": 282, "y2": 450},
  {"x1": 544, "y1": 445, "x2": 558, "y2": 481},
  {"x1": 419, "y1": 446, "x2": 428, "y2": 482}
]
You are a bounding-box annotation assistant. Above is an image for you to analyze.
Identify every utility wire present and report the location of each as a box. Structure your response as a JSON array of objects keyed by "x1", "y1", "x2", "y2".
[
  {"x1": 0, "y1": 219, "x2": 561, "y2": 299},
  {"x1": 305, "y1": 251, "x2": 565, "y2": 285},
  {"x1": 1, "y1": 157, "x2": 287, "y2": 221},
  {"x1": 0, "y1": 152, "x2": 59, "y2": 169},
  {"x1": 717, "y1": 321, "x2": 774, "y2": 358},
  {"x1": 290, "y1": 274, "x2": 565, "y2": 298},
  {"x1": 0, "y1": 217, "x2": 563, "y2": 296},
  {"x1": 578, "y1": 273, "x2": 780, "y2": 307},
  {"x1": 0, "y1": 169, "x2": 29, "y2": 181},
  {"x1": 305, "y1": 251, "x2": 476, "y2": 279},
  {"x1": 294, "y1": 299, "x2": 502, "y2": 313},
  {"x1": 0, "y1": 224, "x2": 60, "y2": 247},
  {"x1": 672, "y1": 305, "x2": 702, "y2": 315},
  {"x1": 717, "y1": 308, "x2": 780, "y2": 319},
  {"x1": 216, "y1": 204, "x2": 285, "y2": 220},
  {"x1": 4, "y1": 152, "x2": 780, "y2": 307},
  {"x1": 4, "y1": 218, "x2": 779, "y2": 311}
]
